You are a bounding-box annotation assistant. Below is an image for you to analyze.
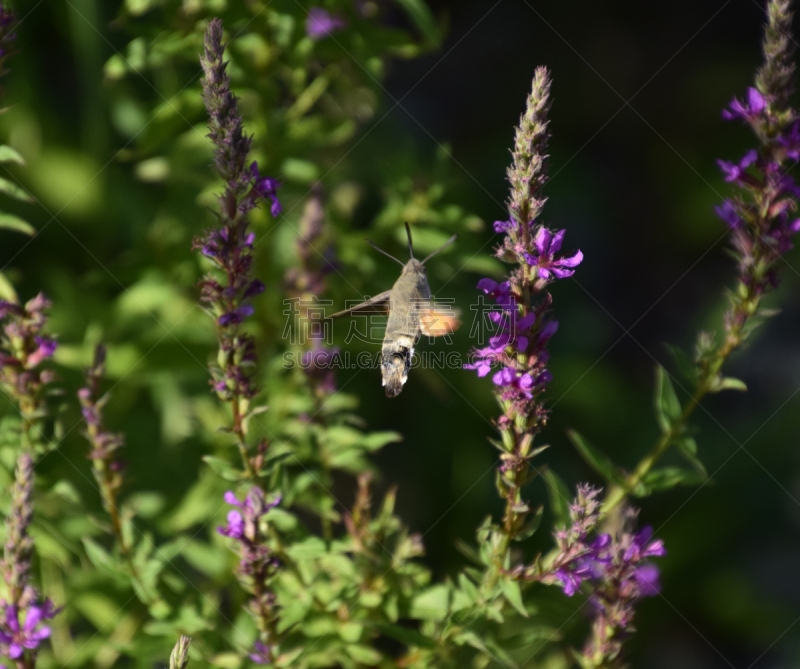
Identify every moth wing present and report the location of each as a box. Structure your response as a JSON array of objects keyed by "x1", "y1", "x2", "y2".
[
  {"x1": 419, "y1": 307, "x2": 461, "y2": 337},
  {"x1": 330, "y1": 290, "x2": 392, "y2": 318}
]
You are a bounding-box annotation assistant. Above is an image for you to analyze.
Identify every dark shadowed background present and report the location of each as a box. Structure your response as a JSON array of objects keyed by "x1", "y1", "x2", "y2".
[{"x1": 2, "y1": 0, "x2": 800, "y2": 666}]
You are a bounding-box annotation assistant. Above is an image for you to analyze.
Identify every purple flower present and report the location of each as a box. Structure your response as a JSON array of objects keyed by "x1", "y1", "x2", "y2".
[
  {"x1": 27, "y1": 336, "x2": 57, "y2": 367},
  {"x1": 244, "y1": 279, "x2": 266, "y2": 298},
  {"x1": 633, "y1": 563, "x2": 661, "y2": 596},
  {"x1": 218, "y1": 305, "x2": 255, "y2": 326},
  {"x1": 464, "y1": 357, "x2": 493, "y2": 377},
  {"x1": 306, "y1": 7, "x2": 346, "y2": 40},
  {"x1": 218, "y1": 510, "x2": 245, "y2": 539},
  {"x1": 524, "y1": 228, "x2": 583, "y2": 280},
  {"x1": 492, "y1": 366, "x2": 537, "y2": 396},
  {"x1": 714, "y1": 200, "x2": 743, "y2": 229},
  {"x1": 493, "y1": 219, "x2": 514, "y2": 233},
  {"x1": 217, "y1": 489, "x2": 281, "y2": 541},
  {"x1": 249, "y1": 162, "x2": 282, "y2": 217},
  {"x1": 249, "y1": 640, "x2": 272, "y2": 664},
  {"x1": 0, "y1": 602, "x2": 58, "y2": 659},
  {"x1": 717, "y1": 149, "x2": 758, "y2": 184},
  {"x1": 721, "y1": 86, "x2": 766, "y2": 122}
]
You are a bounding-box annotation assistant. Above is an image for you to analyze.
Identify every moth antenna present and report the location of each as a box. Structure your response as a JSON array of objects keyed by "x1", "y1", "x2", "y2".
[
  {"x1": 405, "y1": 222, "x2": 414, "y2": 259},
  {"x1": 420, "y1": 234, "x2": 458, "y2": 265},
  {"x1": 365, "y1": 239, "x2": 405, "y2": 266}
]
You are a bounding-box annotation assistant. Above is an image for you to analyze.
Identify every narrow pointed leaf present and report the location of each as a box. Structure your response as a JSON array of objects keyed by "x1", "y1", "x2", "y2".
[
  {"x1": 654, "y1": 365, "x2": 682, "y2": 432},
  {"x1": 567, "y1": 429, "x2": 626, "y2": 486}
]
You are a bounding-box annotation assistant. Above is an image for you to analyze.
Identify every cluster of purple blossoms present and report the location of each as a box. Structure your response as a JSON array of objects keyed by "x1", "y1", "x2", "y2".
[
  {"x1": 0, "y1": 295, "x2": 58, "y2": 439},
  {"x1": 218, "y1": 489, "x2": 281, "y2": 665},
  {"x1": 306, "y1": 7, "x2": 346, "y2": 40},
  {"x1": 466, "y1": 215, "x2": 581, "y2": 412},
  {"x1": 712, "y1": 0, "x2": 800, "y2": 349},
  {"x1": 538, "y1": 488, "x2": 665, "y2": 601},
  {"x1": 195, "y1": 19, "x2": 281, "y2": 403},
  {"x1": 0, "y1": 598, "x2": 59, "y2": 661},
  {"x1": 715, "y1": 84, "x2": 800, "y2": 283},
  {"x1": 515, "y1": 486, "x2": 665, "y2": 664}
]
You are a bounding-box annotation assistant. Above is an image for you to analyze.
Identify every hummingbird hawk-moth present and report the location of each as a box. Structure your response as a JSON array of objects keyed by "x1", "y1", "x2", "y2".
[{"x1": 331, "y1": 224, "x2": 460, "y2": 397}]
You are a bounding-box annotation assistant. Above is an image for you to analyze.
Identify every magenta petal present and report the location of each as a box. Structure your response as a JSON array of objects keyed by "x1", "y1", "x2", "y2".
[
  {"x1": 740, "y1": 149, "x2": 758, "y2": 168},
  {"x1": 518, "y1": 373, "x2": 534, "y2": 390},
  {"x1": 223, "y1": 491, "x2": 240, "y2": 506},
  {"x1": 538, "y1": 267, "x2": 551, "y2": 279},
  {"x1": 9, "y1": 643, "x2": 23, "y2": 659},
  {"x1": 517, "y1": 313, "x2": 536, "y2": 330},
  {"x1": 747, "y1": 86, "x2": 765, "y2": 113},
  {"x1": 534, "y1": 227, "x2": 551, "y2": 256},
  {"x1": 516, "y1": 335, "x2": 529, "y2": 352},
  {"x1": 550, "y1": 267, "x2": 575, "y2": 279},
  {"x1": 24, "y1": 606, "x2": 42, "y2": 633},
  {"x1": 634, "y1": 563, "x2": 661, "y2": 596},
  {"x1": 539, "y1": 320, "x2": 559, "y2": 340},
  {"x1": 550, "y1": 229, "x2": 566, "y2": 254},
  {"x1": 559, "y1": 249, "x2": 583, "y2": 268},
  {"x1": 7, "y1": 606, "x2": 19, "y2": 633},
  {"x1": 477, "y1": 278, "x2": 498, "y2": 293}
]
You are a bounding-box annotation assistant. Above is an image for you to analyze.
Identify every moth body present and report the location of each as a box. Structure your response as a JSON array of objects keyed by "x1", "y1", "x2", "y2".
[
  {"x1": 331, "y1": 225, "x2": 459, "y2": 398},
  {"x1": 381, "y1": 260, "x2": 430, "y2": 397}
]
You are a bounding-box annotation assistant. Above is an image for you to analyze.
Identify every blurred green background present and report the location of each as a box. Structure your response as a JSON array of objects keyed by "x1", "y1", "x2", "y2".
[{"x1": 2, "y1": 0, "x2": 800, "y2": 666}]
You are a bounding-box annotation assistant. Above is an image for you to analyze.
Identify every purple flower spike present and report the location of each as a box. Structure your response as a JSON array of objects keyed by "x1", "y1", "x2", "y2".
[{"x1": 306, "y1": 7, "x2": 346, "y2": 40}]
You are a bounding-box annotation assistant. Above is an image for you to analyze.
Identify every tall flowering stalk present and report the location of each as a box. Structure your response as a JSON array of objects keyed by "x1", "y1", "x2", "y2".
[
  {"x1": 604, "y1": 0, "x2": 800, "y2": 512},
  {"x1": 195, "y1": 18, "x2": 281, "y2": 477},
  {"x1": 197, "y1": 18, "x2": 284, "y2": 662},
  {"x1": 465, "y1": 68, "x2": 582, "y2": 584}
]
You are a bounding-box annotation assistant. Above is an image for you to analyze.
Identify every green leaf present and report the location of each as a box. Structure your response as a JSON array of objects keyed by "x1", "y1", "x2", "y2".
[
  {"x1": 664, "y1": 343, "x2": 697, "y2": 384},
  {"x1": 500, "y1": 577, "x2": 528, "y2": 618},
  {"x1": 654, "y1": 365, "x2": 682, "y2": 432},
  {"x1": 345, "y1": 645, "x2": 382, "y2": 664},
  {"x1": 409, "y1": 585, "x2": 451, "y2": 620},
  {"x1": 676, "y1": 437, "x2": 707, "y2": 475},
  {"x1": 711, "y1": 376, "x2": 748, "y2": 393},
  {"x1": 567, "y1": 429, "x2": 626, "y2": 486},
  {"x1": 642, "y1": 466, "x2": 707, "y2": 491},
  {"x1": 515, "y1": 505, "x2": 543, "y2": 541},
  {"x1": 0, "y1": 177, "x2": 33, "y2": 203},
  {"x1": 0, "y1": 214, "x2": 34, "y2": 235},
  {"x1": 201, "y1": 455, "x2": 244, "y2": 481},
  {"x1": 82, "y1": 537, "x2": 122, "y2": 579},
  {"x1": 395, "y1": 0, "x2": 441, "y2": 49},
  {"x1": 542, "y1": 468, "x2": 571, "y2": 528},
  {"x1": 0, "y1": 145, "x2": 25, "y2": 165},
  {"x1": 369, "y1": 622, "x2": 436, "y2": 649}
]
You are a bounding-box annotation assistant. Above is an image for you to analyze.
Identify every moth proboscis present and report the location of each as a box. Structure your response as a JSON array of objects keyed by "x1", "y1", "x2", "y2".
[{"x1": 331, "y1": 223, "x2": 460, "y2": 397}]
